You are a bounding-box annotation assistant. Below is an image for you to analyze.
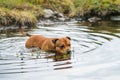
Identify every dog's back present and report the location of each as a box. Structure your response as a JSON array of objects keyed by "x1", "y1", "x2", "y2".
[{"x1": 25, "y1": 35, "x2": 47, "y2": 48}]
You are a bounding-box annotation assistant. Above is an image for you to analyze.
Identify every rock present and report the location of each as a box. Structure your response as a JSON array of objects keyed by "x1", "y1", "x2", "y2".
[
  {"x1": 110, "y1": 16, "x2": 120, "y2": 21},
  {"x1": 54, "y1": 11, "x2": 64, "y2": 17},
  {"x1": 88, "y1": 17, "x2": 101, "y2": 23},
  {"x1": 39, "y1": 20, "x2": 55, "y2": 26},
  {"x1": 54, "y1": 11, "x2": 66, "y2": 21},
  {"x1": 58, "y1": 17, "x2": 65, "y2": 21},
  {"x1": 43, "y1": 9, "x2": 67, "y2": 21},
  {"x1": 57, "y1": 13, "x2": 64, "y2": 17},
  {"x1": 44, "y1": 20, "x2": 54, "y2": 26},
  {"x1": 76, "y1": 18, "x2": 83, "y2": 23},
  {"x1": 43, "y1": 9, "x2": 54, "y2": 18}
]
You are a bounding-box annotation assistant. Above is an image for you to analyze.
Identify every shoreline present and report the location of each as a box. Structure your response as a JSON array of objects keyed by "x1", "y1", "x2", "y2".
[
  {"x1": 0, "y1": 19, "x2": 120, "y2": 36},
  {"x1": 0, "y1": 0, "x2": 120, "y2": 34}
]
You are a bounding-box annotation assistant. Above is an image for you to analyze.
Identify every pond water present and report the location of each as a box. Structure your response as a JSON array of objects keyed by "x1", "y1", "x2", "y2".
[{"x1": 0, "y1": 21, "x2": 120, "y2": 80}]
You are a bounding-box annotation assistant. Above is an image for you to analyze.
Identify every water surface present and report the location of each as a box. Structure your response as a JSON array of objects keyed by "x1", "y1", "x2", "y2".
[{"x1": 0, "y1": 21, "x2": 120, "y2": 80}]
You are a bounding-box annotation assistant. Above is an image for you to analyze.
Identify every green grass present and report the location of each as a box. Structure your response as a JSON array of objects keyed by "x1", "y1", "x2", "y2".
[
  {"x1": 0, "y1": 0, "x2": 120, "y2": 26},
  {"x1": 0, "y1": 7, "x2": 37, "y2": 27},
  {"x1": 0, "y1": 0, "x2": 43, "y2": 27},
  {"x1": 73, "y1": 0, "x2": 120, "y2": 16}
]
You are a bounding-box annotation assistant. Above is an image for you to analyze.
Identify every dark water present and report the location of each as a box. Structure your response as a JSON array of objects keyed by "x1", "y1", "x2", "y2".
[{"x1": 0, "y1": 21, "x2": 120, "y2": 80}]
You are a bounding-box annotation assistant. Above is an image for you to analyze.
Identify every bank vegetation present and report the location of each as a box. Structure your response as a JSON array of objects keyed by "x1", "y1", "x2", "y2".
[{"x1": 0, "y1": 0, "x2": 120, "y2": 27}]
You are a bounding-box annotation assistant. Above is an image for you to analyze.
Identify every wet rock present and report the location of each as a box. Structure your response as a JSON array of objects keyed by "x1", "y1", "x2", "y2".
[
  {"x1": 38, "y1": 20, "x2": 55, "y2": 26},
  {"x1": 43, "y1": 20, "x2": 54, "y2": 26},
  {"x1": 54, "y1": 11, "x2": 64, "y2": 17},
  {"x1": 75, "y1": 17, "x2": 83, "y2": 23},
  {"x1": 43, "y1": 9, "x2": 67, "y2": 21},
  {"x1": 110, "y1": 16, "x2": 120, "y2": 21},
  {"x1": 43, "y1": 9, "x2": 54, "y2": 18},
  {"x1": 88, "y1": 17, "x2": 101, "y2": 23},
  {"x1": 58, "y1": 17, "x2": 65, "y2": 21},
  {"x1": 54, "y1": 12, "x2": 66, "y2": 21},
  {"x1": 76, "y1": 18, "x2": 83, "y2": 21}
]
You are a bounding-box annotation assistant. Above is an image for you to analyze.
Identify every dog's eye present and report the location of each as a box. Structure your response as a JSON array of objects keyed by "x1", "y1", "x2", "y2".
[
  {"x1": 68, "y1": 44, "x2": 71, "y2": 46},
  {"x1": 60, "y1": 45, "x2": 65, "y2": 49}
]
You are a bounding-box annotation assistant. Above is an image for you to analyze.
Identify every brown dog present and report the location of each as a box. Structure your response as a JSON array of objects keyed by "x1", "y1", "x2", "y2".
[
  {"x1": 19, "y1": 26, "x2": 71, "y2": 55},
  {"x1": 25, "y1": 35, "x2": 71, "y2": 55}
]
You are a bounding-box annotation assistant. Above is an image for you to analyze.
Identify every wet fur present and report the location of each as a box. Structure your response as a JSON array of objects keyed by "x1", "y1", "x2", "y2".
[{"x1": 19, "y1": 26, "x2": 71, "y2": 55}]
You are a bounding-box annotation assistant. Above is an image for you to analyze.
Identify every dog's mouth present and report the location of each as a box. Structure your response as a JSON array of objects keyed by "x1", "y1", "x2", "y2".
[
  {"x1": 55, "y1": 50, "x2": 72, "y2": 55},
  {"x1": 44, "y1": 49, "x2": 72, "y2": 61},
  {"x1": 54, "y1": 52, "x2": 71, "y2": 61},
  {"x1": 66, "y1": 50, "x2": 72, "y2": 54}
]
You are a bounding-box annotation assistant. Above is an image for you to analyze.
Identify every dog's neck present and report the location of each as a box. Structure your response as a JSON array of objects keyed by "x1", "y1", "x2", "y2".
[{"x1": 47, "y1": 41, "x2": 58, "y2": 53}]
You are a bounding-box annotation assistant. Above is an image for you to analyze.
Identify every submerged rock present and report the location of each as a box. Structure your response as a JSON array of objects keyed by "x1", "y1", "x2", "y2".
[
  {"x1": 58, "y1": 17, "x2": 65, "y2": 21},
  {"x1": 38, "y1": 20, "x2": 54, "y2": 26},
  {"x1": 88, "y1": 17, "x2": 101, "y2": 23},
  {"x1": 110, "y1": 16, "x2": 120, "y2": 21}
]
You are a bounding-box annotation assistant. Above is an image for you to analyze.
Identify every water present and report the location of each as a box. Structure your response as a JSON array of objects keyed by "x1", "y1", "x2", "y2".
[{"x1": 0, "y1": 21, "x2": 120, "y2": 80}]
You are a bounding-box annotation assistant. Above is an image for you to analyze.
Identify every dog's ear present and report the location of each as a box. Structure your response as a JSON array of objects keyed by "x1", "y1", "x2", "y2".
[
  {"x1": 66, "y1": 36, "x2": 71, "y2": 40},
  {"x1": 52, "y1": 38, "x2": 59, "y2": 44}
]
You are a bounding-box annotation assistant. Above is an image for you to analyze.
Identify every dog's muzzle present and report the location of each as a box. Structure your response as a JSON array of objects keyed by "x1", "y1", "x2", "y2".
[{"x1": 66, "y1": 50, "x2": 71, "y2": 54}]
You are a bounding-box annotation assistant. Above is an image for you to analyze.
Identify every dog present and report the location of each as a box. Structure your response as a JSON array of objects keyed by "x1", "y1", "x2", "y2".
[{"x1": 19, "y1": 26, "x2": 71, "y2": 55}]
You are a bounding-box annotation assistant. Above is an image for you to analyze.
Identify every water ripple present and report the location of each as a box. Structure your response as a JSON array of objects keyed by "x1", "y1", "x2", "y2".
[{"x1": 0, "y1": 21, "x2": 120, "y2": 80}]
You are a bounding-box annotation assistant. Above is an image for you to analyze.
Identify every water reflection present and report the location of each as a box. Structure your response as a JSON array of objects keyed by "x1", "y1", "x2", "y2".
[
  {"x1": 0, "y1": 21, "x2": 120, "y2": 80},
  {"x1": 80, "y1": 21, "x2": 120, "y2": 33}
]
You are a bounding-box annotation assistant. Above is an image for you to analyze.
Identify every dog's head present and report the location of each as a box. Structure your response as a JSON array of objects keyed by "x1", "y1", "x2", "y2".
[{"x1": 52, "y1": 36, "x2": 71, "y2": 55}]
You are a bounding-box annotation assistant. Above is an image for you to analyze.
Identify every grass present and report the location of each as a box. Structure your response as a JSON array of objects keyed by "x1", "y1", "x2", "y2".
[
  {"x1": 0, "y1": 0, "x2": 43, "y2": 27},
  {"x1": 0, "y1": 0, "x2": 120, "y2": 27},
  {"x1": 0, "y1": 8, "x2": 37, "y2": 27},
  {"x1": 73, "y1": 0, "x2": 120, "y2": 16}
]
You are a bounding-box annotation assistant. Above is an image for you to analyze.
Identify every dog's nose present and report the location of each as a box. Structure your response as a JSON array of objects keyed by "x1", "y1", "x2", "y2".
[{"x1": 66, "y1": 50, "x2": 71, "y2": 54}]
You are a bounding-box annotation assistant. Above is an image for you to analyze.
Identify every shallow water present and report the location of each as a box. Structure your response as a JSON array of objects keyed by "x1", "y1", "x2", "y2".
[{"x1": 0, "y1": 21, "x2": 120, "y2": 80}]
